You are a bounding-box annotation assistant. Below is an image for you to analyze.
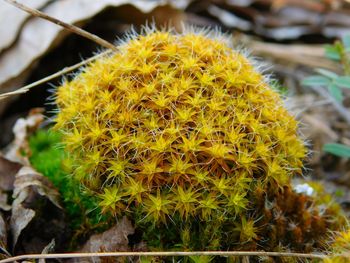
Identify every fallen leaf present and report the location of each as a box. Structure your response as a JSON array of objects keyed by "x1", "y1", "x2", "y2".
[
  {"x1": 0, "y1": 213, "x2": 9, "y2": 260},
  {"x1": 192, "y1": 0, "x2": 350, "y2": 40},
  {"x1": 0, "y1": 155, "x2": 23, "y2": 258},
  {"x1": 0, "y1": 0, "x2": 50, "y2": 53},
  {"x1": 207, "y1": 5, "x2": 252, "y2": 31},
  {"x1": 11, "y1": 165, "x2": 64, "y2": 253},
  {"x1": 0, "y1": 155, "x2": 21, "y2": 192},
  {"x1": 0, "y1": 155, "x2": 22, "y2": 212},
  {"x1": 0, "y1": 112, "x2": 24, "y2": 149},
  {"x1": 286, "y1": 93, "x2": 350, "y2": 187},
  {"x1": 73, "y1": 217, "x2": 134, "y2": 263},
  {"x1": 0, "y1": 192, "x2": 11, "y2": 212},
  {"x1": 4, "y1": 109, "x2": 44, "y2": 166}
]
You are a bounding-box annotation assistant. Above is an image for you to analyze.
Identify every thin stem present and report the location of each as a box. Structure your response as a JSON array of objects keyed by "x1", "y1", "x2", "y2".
[
  {"x1": 0, "y1": 50, "x2": 112, "y2": 100},
  {"x1": 0, "y1": 251, "x2": 328, "y2": 263},
  {"x1": 3, "y1": 0, "x2": 118, "y2": 52}
]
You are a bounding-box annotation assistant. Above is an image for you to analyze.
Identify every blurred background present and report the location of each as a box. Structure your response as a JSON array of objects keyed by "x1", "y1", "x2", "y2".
[{"x1": 0, "y1": 0, "x2": 350, "y2": 210}]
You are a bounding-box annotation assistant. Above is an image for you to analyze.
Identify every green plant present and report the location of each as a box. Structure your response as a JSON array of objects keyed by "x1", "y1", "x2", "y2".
[
  {"x1": 302, "y1": 36, "x2": 350, "y2": 102},
  {"x1": 323, "y1": 143, "x2": 350, "y2": 158},
  {"x1": 302, "y1": 35, "x2": 350, "y2": 159},
  {"x1": 53, "y1": 28, "x2": 345, "y2": 252},
  {"x1": 324, "y1": 35, "x2": 350, "y2": 74}
]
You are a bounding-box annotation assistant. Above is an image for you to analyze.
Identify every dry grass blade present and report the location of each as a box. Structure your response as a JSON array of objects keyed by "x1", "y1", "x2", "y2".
[
  {"x1": 3, "y1": 0, "x2": 118, "y2": 52},
  {"x1": 0, "y1": 50, "x2": 112, "y2": 100},
  {"x1": 0, "y1": 251, "x2": 328, "y2": 263}
]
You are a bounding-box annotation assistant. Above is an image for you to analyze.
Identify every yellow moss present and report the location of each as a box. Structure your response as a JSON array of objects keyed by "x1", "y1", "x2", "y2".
[
  {"x1": 55, "y1": 29, "x2": 306, "y2": 217},
  {"x1": 53, "y1": 29, "x2": 331, "y2": 251}
]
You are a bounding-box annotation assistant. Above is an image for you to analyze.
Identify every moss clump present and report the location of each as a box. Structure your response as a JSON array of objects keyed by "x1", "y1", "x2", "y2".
[
  {"x1": 29, "y1": 130, "x2": 111, "y2": 245},
  {"x1": 53, "y1": 29, "x2": 344, "y2": 251}
]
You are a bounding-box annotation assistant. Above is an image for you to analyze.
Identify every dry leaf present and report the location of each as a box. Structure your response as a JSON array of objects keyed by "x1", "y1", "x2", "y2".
[
  {"x1": 11, "y1": 166, "x2": 64, "y2": 253},
  {"x1": 0, "y1": 213, "x2": 9, "y2": 260},
  {"x1": 74, "y1": 217, "x2": 134, "y2": 263},
  {"x1": 0, "y1": 155, "x2": 21, "y2": 192},
  {"x1": 0, "y1": 192, "x2": 11, "y2": 213},
  {"x1": 0, "y1": 0, "x2": 50, "y2": 52},
  {"x1": 195, "y1": 0, "x2": 350, "y2": 40},
  {"x1": 4, "y1": 109, "x2": 44, "y2": 166},
  {"x1": 287, "y1": 94, "x2": 350, "y2": 186},
  {"x1": 0, "y1": 155, "x2": 23, "y2": 258},
  {"x1": 0, "y1": 155, "x2": 22, "y2": 212}
]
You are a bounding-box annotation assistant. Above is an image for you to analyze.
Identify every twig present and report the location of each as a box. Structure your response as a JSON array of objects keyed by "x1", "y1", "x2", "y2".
[
  {"x1": 0, "y1": 50, "x2": 112, "y2": 100},
  {"x1": 0, "y1": 251, "x2": 328, "y2": 263},
  {"x1": 3, "y1": 0, "x2": 118, "y2": 52}
]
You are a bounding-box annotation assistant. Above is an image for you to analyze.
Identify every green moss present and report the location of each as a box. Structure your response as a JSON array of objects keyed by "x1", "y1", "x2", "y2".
[{"x1": 29, "y1": 129, "x2": 111, "y2": 245}]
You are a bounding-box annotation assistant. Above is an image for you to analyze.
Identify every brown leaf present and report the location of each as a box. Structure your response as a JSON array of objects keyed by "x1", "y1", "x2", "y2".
[
  {"x1": 0, "y1": 155, "x2": 21, "y2": 192},
  {"x1": 0, "y1": 0, "x2": 50, "y2": 52},
  {"x1": 0, "y1": 155, "x2": 21, "y2": 258},
  {"x1": 4, "y1": 109, "x2": 44, "y2": 166},
  {"x1": 195, "y1": 0, "x2": 350, "y2": 40},
  {"x1": 74, "y1": 217, "x2": 134, "y2": 263},
  {"x1": 0, "y1": 155, "x2": 22, "y2": 212},
  {"x1": 0, "y1": 191, "x2": 11, "y2": 212},
  {"x1": 11, "y1": 166, "x2": 63, "y2": 252},
  {"x1": 0, "y1": 212, "x2": 9, "y2": 259}
]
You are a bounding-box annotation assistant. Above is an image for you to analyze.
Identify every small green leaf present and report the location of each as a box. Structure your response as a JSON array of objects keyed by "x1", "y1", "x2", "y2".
[
  {"x1": 335, "y1": 189, "x2": 344, "y2": 198},
  {"x1": 315, "y1": 68, "x2": 338, "y2": 79},
  {"x1": 334, "y1": 76, "x2": 350, "y2": 89},
  {"x1": 323, "y1": 143, "x2": 350, "y2": 158},
  {"x1": 324, "y1": 45, "x2": 341, "y2": 61},
  {"x1": 302, "y1": 75, "x2": 331, "y2": 86},
  {"x1": 342, "y1": 35, "x2": 350, "y2": 50},
  {"x1": 328, "y1": 84, "x2": 343, "y2": 102}
]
